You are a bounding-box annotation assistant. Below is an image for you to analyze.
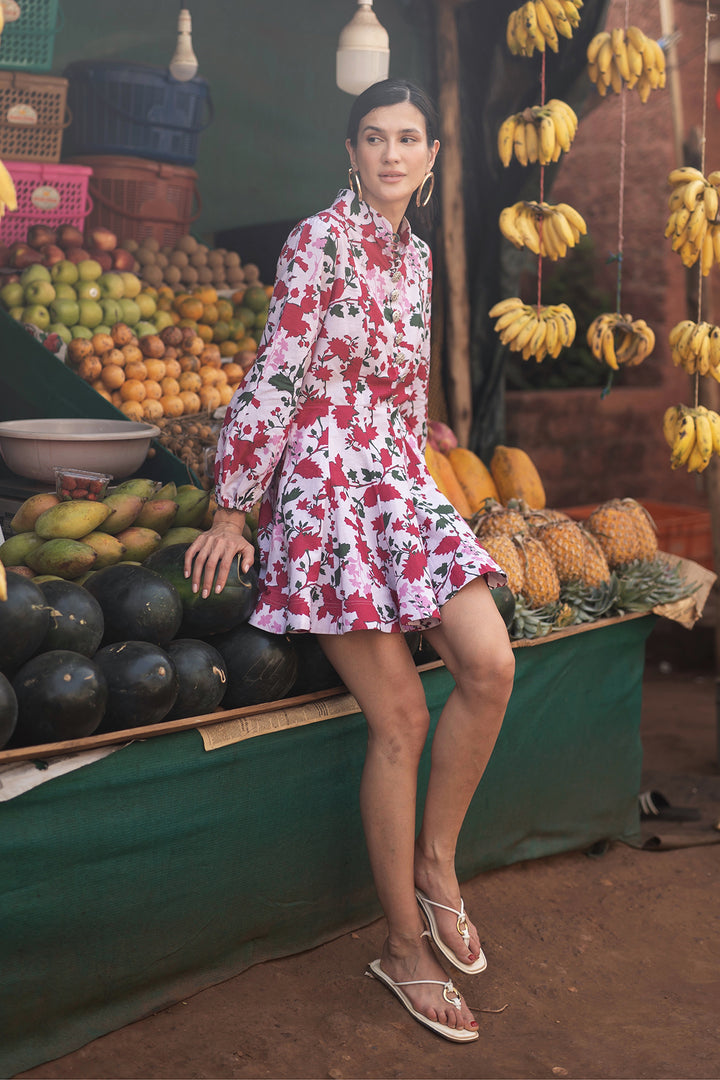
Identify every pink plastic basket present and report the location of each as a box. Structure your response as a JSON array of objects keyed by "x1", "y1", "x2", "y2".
[{"x1": 0, "y1": 160, "x2": 92, "y2": 245}]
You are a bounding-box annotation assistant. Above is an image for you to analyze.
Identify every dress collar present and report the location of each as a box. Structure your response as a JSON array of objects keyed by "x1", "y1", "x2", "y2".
[{"x1": 332, "y1": 188, "x2": 412, "y2": 253}]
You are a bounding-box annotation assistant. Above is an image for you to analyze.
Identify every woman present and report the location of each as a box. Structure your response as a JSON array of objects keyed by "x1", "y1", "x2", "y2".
[{"x1": 185, "y1": 79, "x2": 515, "y2": 1043}]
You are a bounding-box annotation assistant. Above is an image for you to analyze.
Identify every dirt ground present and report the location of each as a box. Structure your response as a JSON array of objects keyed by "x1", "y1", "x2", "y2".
[{"x1": 17, "y1": 623, "x2": 720, "y2": 1080}]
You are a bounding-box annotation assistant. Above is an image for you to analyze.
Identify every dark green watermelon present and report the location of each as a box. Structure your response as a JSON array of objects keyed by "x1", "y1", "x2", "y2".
[
  {"x1": 12, "y1": 650, "x2": 108, "y2": 746},
  {"x1": 209, "y1": 624, "x2": 298, "y2": 708},
  {"x1": 0, "y1": 671, "x2": 18, "y2": 749},
  {"x1": 84, "y1": 563, "x2": 183, "y2": 646},
  {"x1": 491, "y1": 584, "x2": 516, "y2": 629},
  {"x1": 288, "y1": 634, "x2": 343, "y2": 696},
  {"x1": 0, "y1": 573, "x2": 50, "y2": 676},
  {"x1": 144, "y1": 543, "x2": 259, "y2": 637},
  {"x1": 93, "y1": 640, "x2": 178, "y2": 732},
  {"x1": 35, "y1": 579, "x2": 104, "y2": 657},
  {"x1": 165, "y1": 638, "x2": 227, "y2": 720}
]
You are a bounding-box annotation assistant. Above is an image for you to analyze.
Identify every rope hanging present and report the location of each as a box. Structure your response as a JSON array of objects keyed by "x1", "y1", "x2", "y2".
[{"x1": 537, "y1": 48, "x2": 547, "y2": 315}]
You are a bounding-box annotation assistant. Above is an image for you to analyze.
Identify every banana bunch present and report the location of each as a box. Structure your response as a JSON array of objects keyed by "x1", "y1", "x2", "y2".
[
  {"x1": 489, "y1": 297, "x2": 576, "y2": 362},
  {"x1": 663, "y1": 403, "x2": 720, "y2": 473},
  {"x1": 587, "y1": 26, "x2": 666, "y2": 101},
  {"x1": 499, "y1": 200, "x2": 587, "y2": 259},
  {"x1": 587, "y1": 312, "x2": 655, "y2": 370},
  {"x1": 497, "y1": 99, "x2": 578, "y2": 168},
  {"x1": 0, "y1": 159, "x2": 17, "y2": 220},
  {"x1": 665, "y1": 166, "x2": 720, "y2": 273},
  {"x1": 506, "y1": 0, "x2": 583, "y2": 56},
  {"x1": 668, "y1": 319, "x2": 720, "y2": 378}
]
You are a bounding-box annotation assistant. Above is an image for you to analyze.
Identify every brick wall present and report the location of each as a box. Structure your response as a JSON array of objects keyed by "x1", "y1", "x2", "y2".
[{"x1": 505, "y1": 0, "x2": 720, "y2": 510}]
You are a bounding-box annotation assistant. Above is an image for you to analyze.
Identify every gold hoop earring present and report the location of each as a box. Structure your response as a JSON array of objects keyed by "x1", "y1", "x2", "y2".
[
  {"x1": 416, "y1": 171, "x2": 435, "y2": 208},
  {"x1": 348, "y1": 167, "x2": 363, "y2": 202}
]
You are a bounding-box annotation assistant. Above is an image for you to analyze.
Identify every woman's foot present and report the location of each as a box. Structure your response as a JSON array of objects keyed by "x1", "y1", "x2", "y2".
[
  {"x1": 378, "y1": 932, "x2": 478, "y2": 1034},
  {"x1": 414, "y1": 851, "x2": 484, "y2": 969}
]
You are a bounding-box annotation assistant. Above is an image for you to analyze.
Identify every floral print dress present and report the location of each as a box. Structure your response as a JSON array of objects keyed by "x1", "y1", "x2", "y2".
[{"x1": 215, "y1": 189, "x2": 504, "y2": 635}]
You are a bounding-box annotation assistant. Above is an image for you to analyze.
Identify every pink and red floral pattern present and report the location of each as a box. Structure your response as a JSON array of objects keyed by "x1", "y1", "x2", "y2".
[{"x1": 215, "y1": 189, "x2": 504, "y2": 634}]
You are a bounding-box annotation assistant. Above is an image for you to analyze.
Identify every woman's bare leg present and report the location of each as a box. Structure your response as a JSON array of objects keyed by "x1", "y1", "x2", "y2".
[
  {"x1": 416, "y1": 576, "x2": 515, "y2": 966},
  {"x1": 317, "y1": 628, "x2": 478, "y2": 1033}
]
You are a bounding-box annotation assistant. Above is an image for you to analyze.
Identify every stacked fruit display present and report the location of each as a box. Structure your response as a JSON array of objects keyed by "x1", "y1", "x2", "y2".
[{"x1": 126, "y1": 233, "x2": 259, "y2": 294}]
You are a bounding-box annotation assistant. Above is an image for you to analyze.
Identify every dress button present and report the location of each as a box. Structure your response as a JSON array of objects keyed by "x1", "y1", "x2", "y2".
[
  {"x1": 394, "y1": 335, "x2": 402, "y2": 346},
  {"x1": 390, "y1": 289, "x2": 400, "y2": 301},
  {"x1": 392, "y1": 310, "x2": 401, "y2": 322},
  {"x1": 392, "y1": 270, "x2": 402, "y2": 282}
]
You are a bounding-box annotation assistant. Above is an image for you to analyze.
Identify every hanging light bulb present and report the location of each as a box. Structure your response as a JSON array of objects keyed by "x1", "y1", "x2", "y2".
[
  {"x1": 169, "y1": 6, "x2": 198, "y2": 82},
  {"x1": 336, "y1": 0, "x2": 390, "y2": 96}
]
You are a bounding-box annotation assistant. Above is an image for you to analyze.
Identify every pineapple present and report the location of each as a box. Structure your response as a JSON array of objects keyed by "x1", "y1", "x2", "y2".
[
  {"x1": 533, "y1": 519, "x2": 611, "y2": 588},
  {"x1": 615, "y1": 556, "x2": 698, "y2": 612},
  {"x1": 561, "y1": 575, "x2": 619, "y2": 623},
  {"x1": 585, "y1": 499, "x2": 647, "y2": 567},
  {"x1": 515, "y1": 535, "x2": 561, "y2": 607},
  {"x1": 471, "y1": 498, "x2": 527, "y2": 541},
  {"x1": 510, "y1": 595, "x2": 556, "y2": 639},
  {"x1": 476, "y1": 532, "x2": 525, "y2": 595},
  {"x1": 617, "y1": 498, "x2": 658, "y2": 561}
]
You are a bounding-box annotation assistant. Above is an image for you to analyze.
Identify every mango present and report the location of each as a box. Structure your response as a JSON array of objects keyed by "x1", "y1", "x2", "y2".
[
  {"x1": 159, "y1": 526, "x2": 202, "y2": 548},
  {"x1": 0, "y1": 531, "x2": 45, "y2": 567},
  {"x1": 82, "y1": 531, "x2": 127, "y2": 569},
  {"x1": 7, "y1": 565, "x2": 36, "y2": 578},
  {"x1": 34, "y1": 500, "x2": 111, "y2": 540},
  {"x1": 152, "y1": 481, "x2": 177, "y2": 501},
  {"x1": 133, "y1": 498, "x2": 178, "y2": 535},
  {"x1": 174, "y1": 485, "x2": 211, "y2": 528},
  {"x1": 10, "y1": 492, "x2": 60, "y2": 533},
  {"x1": 114, "y1": 526, "x2": 162, "y2": 562},
  {"x1": 98, "y1": 493, "x2": 145, "y2": 535},
  {"x1": 31, "y1": 574, "x2": 64, "y2": 583},
  {"x1": 26, "y1": 539, "x2": 97, "y2": 580},
  {"x1": 112, "y1": 478, "x2": 161, "y2": 500}
]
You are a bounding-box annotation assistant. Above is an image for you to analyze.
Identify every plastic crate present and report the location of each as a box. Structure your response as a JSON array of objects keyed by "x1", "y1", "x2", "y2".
[
  {"x1": 67, "y1": 154, "x2": 199, "y2": 248},
  {"x1": 0, "y1": 71, "x2": 68, "y2": 163},
  {"x1": 563, "y1": 500, "x2": 714, "y2": 570},
  {"x1": 0, "y1": 160, "x2": 92, "y2": 246},
  {"x1": 0, "y1": 0, "x2": 62, "y2": 73},
  {"x1": 63, "y1": 60, "x2": 212, "y2": 166}
]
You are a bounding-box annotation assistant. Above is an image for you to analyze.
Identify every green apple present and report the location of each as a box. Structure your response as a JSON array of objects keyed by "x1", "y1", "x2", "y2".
[
  {"x1": 118, "y1": 298, "x2": 141, "y2": 326},
  {"x1": 50, "y1": 260, "x2": 79, "y2": 285},
  {"x1": 47, "y1": 322, "x2": 73, "y2": 345},
  {"x1": 19, "y1": 264, "x2": 51, "y2": 287},
  {"x1": 100, "y1": 298, "x2": 123, "y2": 325},
  {"x1": 98, "y1": 272, "x2": 124, "y2": 300},
  {"x1": 119, "y1": 271, "x2": 142, "y2": 298},
  {"x1": 77, "y1": 259, "x2": 103, "y2": 281},
  {"x1": 136, "y1": 291, "x2": 157, "y2": 318},
  {"x1": 0, "y1": 281, "x2": 24, "y2": 308},
  {"x1": 8, "y1": 305, "x2": 25, "y2": 321},
  {"x1": 24, "y1": 280, "x2": 56, "y2": 306},
  {"x1": 54, "y1": 282, "x2": 77, "y2": 301},
  {"x1": 22, "y1": 304, "x2": 51, "y2": 330},
  {"x1": 134, "y1": 321, "x2": 157, "y2": 337},
  {"x1": 153, "y1": 309, "x2": 174, "y2": 331},
  {"x1": 71, "y1": 324, "x2": 93, "y2": 339},
  {"x1": 50, "y1": 298, "x2": 80, "y2": 326},
  {"x1": 77, "y1": 299, "x2": 104, "y2": 329},
  {"x1": 76, "y1": 280, "x2": 102, "y2": 302},
  {"x1": 94, "y1": 324, "x2": 111, "y2": 335}
]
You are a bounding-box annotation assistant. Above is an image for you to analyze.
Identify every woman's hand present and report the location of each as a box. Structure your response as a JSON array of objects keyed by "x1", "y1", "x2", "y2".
[{"x1": 183, "y1": 508, "x2": 255, "y2": 598}]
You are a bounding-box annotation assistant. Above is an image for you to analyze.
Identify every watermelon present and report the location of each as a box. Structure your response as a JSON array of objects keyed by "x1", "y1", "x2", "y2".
[
  {"x1": 93, "y1": 640, "x2": 178, "y2": 732},
  {"x1": 35, "y1": 579, "x2": 104, "y2": 657},
  {"x1": 12, "y1": 650, "x2": 108, "y2": 746},
  {"x1": 209, "y1": 624, "x2": 298, "y2": 708},
  {"x1": 0, "y1": 672, "x2": 18, "y2": 749},
  {"x1": 144, "y1": 543, "x2": 259, "y2": 637},
  {"x1": 84, "y1": 563, "x2": 183, "y2": 646},
  {"x1": 0, "y1": 573, "x2": 50, "y2": 676},
  {"x1": 165, "y1": 638, "x2": 227, "y2": 720},
  {"x1": 491, "y1": 584, "x2": 516, "y2": 629}
]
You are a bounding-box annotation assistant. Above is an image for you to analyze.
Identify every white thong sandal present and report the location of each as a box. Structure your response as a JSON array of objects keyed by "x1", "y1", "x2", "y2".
[
  {"x1": 416, "y1": 888, "x2": 488, "y2": 974},
  {"x1": 366, "y1": 958, "x2": 479, "y2": 1043}
]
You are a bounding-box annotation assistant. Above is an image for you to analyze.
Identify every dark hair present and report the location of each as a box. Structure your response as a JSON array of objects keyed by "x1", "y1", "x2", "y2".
[{"x1": 346, "y1": 79, "x2": 439, "y2": 237}]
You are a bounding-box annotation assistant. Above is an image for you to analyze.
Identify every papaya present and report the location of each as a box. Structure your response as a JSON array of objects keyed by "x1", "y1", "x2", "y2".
[
  {"x1": 424, "y1": 445, "x2": 473, "y2": 518},
  {"x1": 490, "y1": 445, "x2": 546, "y2": 509},
  {"x1": 34, "y1": 500, "x2": 111, "y2": 541},
  {"x1": 447, "y1": 447, "x2": 500, "y2": 515}
]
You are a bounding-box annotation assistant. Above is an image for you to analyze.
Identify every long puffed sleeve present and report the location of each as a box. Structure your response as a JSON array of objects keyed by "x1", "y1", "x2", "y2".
[
  {"x1": 215, "y1": 216, "x2": 339, "y2": 510},
  {"x1": 396, "y1": 245, "x2": 432, "y2": 458}
]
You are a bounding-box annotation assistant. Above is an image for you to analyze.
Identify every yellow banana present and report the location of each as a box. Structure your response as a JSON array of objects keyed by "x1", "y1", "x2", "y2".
[
  {"x1": 687, "y1": 201, "x2": 707, "y2": 242},
  {"x1": 706, "y1": 409, "x2": 720, "y2": 454},
  {"x1": 669, "y1": 166, "x2": 705, "y2": 186},
  {"x1": 524, "y1": 316, "x2": 548, "y2": 360},
  {"x1": 498, "y1": 114, "x2": 518, "y2": 168},
  {"x1": 551, "y1": 208, "x2": 575, "y2": 247},
  {"x1": 513, "y1": 120, "x2": 528, "y2": 166},
  {"x1": 698, "y1": 330, "x2": 712, "y2": 375},
  {"x1": 522, "y1": 1, "x2": 545, "y2": 52},
  {"x1": 512, "y1": 312, "x2": 541, "y2": 352},
  {"x1": 596, "y1": 37, "x2": 614, "y2": 75},
  {"x1": 548, "y1": 98, "x2": 577, "y2": 135},
  {"x1": 708, "y1": 170, "x2": 720, "y2": 187},
  {"x1": 0, "y1": 159, "x2": 17, "y2": 217},
  {"x1": 499, "y1": 205, "x2": 524, "y2": 248},
  {"x1": 525, "y1": 120, "x2": 539, "y2": 164},
  {"x1": 495, "y1": 305, "x2": 532, "y2": 334},
  {"x1": 499, "y1": 311, "x2": 534, "y2": 344},
  {"x1": 538, "y1": 114, "x2": 556, "y2": 165},
  {"x1": 489, "y1": 297, "x2": 524, "y2": 318},
  {"x1": 704, "y1": 183, "x2": 719, "y2": 222},
  {"x1": 611, "y1": 28, "x2": 631, "y2": 83},
  {"x1": 555, "y1": 202, "x2": 586, "y2": 239},
  {"x1": 668, "y1": 319, "x2": 695, "y2": 347},
  {"x1": 709, "y1": 325, "x2": 720, "y2": 369},
  {"x1": 711, "y1": 224, "x2": 720, "y2": 265},
  {"x1": 542, "y1": 214, "x2": 566, "y2": 260},
  {"x1": 670, "y1": 413, "x2": 697, "y2": 468},
  {"x1": 534, "y1": 1, "x2": 559, "y2": 51},
  {"x1": 545, "y1": 0, "x2": 571, "y2": 36},
  {"x1": 601, "y1": 326, "x2": 619, "y2": 370},
  {"x1": 549, "y1": 108, "x2": 571, "y2": 153},
  {"x1": 544, "y1": 316, "x2": 560, "y2": 357},
  {"x1": 506, "y1": 9, "x2": 521, "y2": 55},
  {"x1": 636, "y1": 73, "x2": 652, "y2": 103},
  {"x1": 701, "y1": 229, "x2": 715, "y2": 277},
  {"x1": 626, "y1": 39, "x2": 644, "y2": 80},
  {"x1": 662, "y1": 405, "x2": 683, "y2": 447},
  {"x1": 682, "y1": 178, "x2": 705, "y2": 211},
  {"x1": 561, "y1": 0, "x2": 581, "y2": 28},
  {"x1": 693, "y1": 410, "x2": 713, "y2": 469}
]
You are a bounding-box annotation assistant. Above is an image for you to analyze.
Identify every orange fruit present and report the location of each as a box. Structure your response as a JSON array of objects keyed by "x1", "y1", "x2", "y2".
[
  {"x1": 186, "y1": 334, "x2": 204, "y2": 356},
  {"x1": 264, "y1": 284, "x2": 273, "y2": 298},
  {"x1": 230, "y1": 289, "x2": 246, "y2": 306},
  {"x1": 196, "y1": 323, "x2": 213, "y2": 343},
  {"x1": 91, "y1": 332, "x2": 114, "y2": 356},
  {"x1": 144, "y1": 379, "x2": 163, "y2": 400},
  {"x1": 144, "y1": 358, "x2": 166, "y2": 381},
  {"x1": 110, "y1": 390, "x2": 123, "y2": 408},
  {"x1": 95, "y1": 385, "x2": 113, "y2": 403},
  {"x1": 158, "y1": 285, "x2": 174, "y2": 301},
  {"x1": 216, "y1": 299, "x2": 234, "y2": 322},
  {"x1": 142, "y1": 398, "x2": 164, "y2": 421},
  {"x1": 199, "y1": 385, "x2": 222, "y2": 411},
  {"x1": 178, "y1": 354, "x2": 199, "y2": 372},
  {"x1": 101, "y1": 347, "x2": 125, "y2": 367},
  {"x1": 160, "y1": 394, "x2": 184, "y2": 417},
  {"x1": 160, "y1": 376, "x2": 180, "y2": 397},
  {"x1": 101, "y1": 364, "x2": 126, "y2": 390},
  {"x1": 125, "y1": 360, "x2": 148, "y2": 381},
  {"x1": 196, "y1": 287, "x2": 218, "y2": 305},
  {"x1": 201, "y1": 302, "x2": 219, "y2": 326},
  {"x1": 157, "y1": 295, "x2": 174, "y2": 312},
  {"x1": 111, "y1": 322, "x2": 133, "y2": 347},
  {"x1": 199, "y1": 364, "x2": 220, "y2": 386},
  {"x1": 235, "y1": 336, "x2": 258, "y2": 352},
  {"x1": 173, "y1": 291, "x2": 191, "y2": 313},
  {"x1": 223, "y1": 362, "x2": 243, "y2": 383},
  {"x1": 200, "y1": 344, "x2": 222, "y2": 367},
  {"x1": 220, "y1": 340, "x2": 239, "y2": 357},
  {"x1": 179, "y1": 370, "x2": 202, "y2": 393},
  {"x1": 169, "y1": 310, "x2": 181, "y2": 324},
  {"x1": 164, "y1": 358, "x2": 181, "y2": 379},
  {"x1": 179, "y1": 297, "x2": 204, "y2": 321},
  {"x1": 121, "y1": 344, "x2": 143, "y2": 366},
  {"x1": 120, "y1": 399, "x2": 144, "y2": 422},
  {"x1": 120, "y1": 378, "x2": 147, "y2": 402},
  {"x1": 77, "y1": 355, "x2": 103, "y2": 382},
  {"x1": 218, "y1": 383, "x2": 235, "y2": 406},
  {"x1": 179, "y1": 389, "x2": 201, "y2": 414}
]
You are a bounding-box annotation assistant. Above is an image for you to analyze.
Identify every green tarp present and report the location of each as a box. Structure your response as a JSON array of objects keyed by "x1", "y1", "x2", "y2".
[{"x1": 0, "y1": 615, "x2": 653, "y2": 1076}]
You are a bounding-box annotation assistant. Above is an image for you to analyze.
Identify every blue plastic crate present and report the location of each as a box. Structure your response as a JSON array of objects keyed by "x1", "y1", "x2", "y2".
[
  {"x1": 0, "y1": 0, "x2": 62, "y2": 73},
  {"x1": 62, "y1": 60, "x2": 212, "y2": 167}
]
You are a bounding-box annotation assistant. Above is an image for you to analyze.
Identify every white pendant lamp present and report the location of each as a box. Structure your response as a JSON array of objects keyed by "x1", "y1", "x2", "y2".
[
  {"x1": 169, "y1": 6, "x2": 199, "y2": 82},
  {"x1": 336, "y1": 1, "x2": 390, "y2": 96}
]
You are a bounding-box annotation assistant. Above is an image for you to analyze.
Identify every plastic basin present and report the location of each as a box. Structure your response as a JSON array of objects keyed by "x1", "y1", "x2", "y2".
[{"x1": 0, "y1": 419, "x2": 160, "y2": 483}]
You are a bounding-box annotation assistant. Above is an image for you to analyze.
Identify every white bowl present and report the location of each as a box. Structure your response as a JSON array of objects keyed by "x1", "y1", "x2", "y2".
[{"x1": 0, "y1": 419, "x2": 161, "y2": 483}]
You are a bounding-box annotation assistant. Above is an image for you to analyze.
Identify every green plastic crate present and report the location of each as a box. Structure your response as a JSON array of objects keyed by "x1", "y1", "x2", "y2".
[{"x1": 0, "y1": 0, "x2": 62, "y2": 73}]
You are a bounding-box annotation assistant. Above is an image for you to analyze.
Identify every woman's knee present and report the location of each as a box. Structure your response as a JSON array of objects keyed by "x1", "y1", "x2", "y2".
[
  {"x1": 455, "y1": 638, "x2": 515, "y2": 703},
  {"x1": 366, "y1": 699, "x2": 431, "y2": 764}
]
